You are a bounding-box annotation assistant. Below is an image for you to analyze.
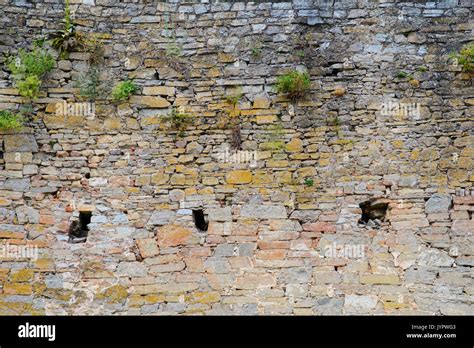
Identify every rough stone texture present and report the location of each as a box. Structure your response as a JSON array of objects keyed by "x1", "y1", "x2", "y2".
[
  {"x1": 241, "y1": 204, "x2": 288, "y2": 219},
  {"x1": 344, "y1": 294, "x2": 379, "y2": 313},
  {"x1": 156, "y1": 225, "x2": 195, "y2": 248},
  {"x1": 0, "y1": 0, "x2": 472, "y2": 315},
  {"x1": 3, "y1": 135, "x2": 38, "y2": 153},
  {"x1": 425, "y1": 194, "x2": 452, "y2": 213}
]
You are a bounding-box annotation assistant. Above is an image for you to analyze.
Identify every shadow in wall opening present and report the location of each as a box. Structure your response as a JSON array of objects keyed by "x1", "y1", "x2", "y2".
[
  {"x1": 358, "y1": 200, "x2": 388, "y2": 228},
  {"x1": 68, "y1": 211, "x2": 92, "y2": 244},
  {"x1": 193, "y1": 209, "x2": 209, "y2": 232}
]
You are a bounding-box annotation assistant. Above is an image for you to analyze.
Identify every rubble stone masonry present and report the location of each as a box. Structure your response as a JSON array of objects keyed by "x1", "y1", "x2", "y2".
[{"x1": 0, "y1": 0, "x2": 472, "y2": 315}]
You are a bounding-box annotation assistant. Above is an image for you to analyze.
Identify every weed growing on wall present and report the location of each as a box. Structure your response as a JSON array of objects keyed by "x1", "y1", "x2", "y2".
[
  {"x1": 304, "y1": 178, "x2": 314, "y2": 187},
  {"x1": 50, "y1": 0, "x2": 88, "y2": 59},
  {"x1": 275, "y1": 70, "x2": 311, "y2": 101},
  {"x1": 0, "y1": 110, "x2": 23, "y2": 131},
  {"x1": 225, "y1": 89, "x2": 244, "y2": 149},
  {"x1": 161, "y1": 107, "x2": 194, "y2": 136},
  {"x1": 73, "y1": 33, "x2": 106, "y2": 101},
  {"x1": 83, "y1": 34, "x2": 105, "y2": 66},
  {"x1": 111, "y1": 80, "x2": 137, "y2": 102},
  {"x1": 250, "y1": 39, "x2": 263, "y2": 58},
  {"x1": 225, "y1": 90, "x2": 242, "y2": 110},
  {"x1": 450, "y1": 42, "x2": 474, "y2": 73},
  {"x1": 396, "y1": 71, "x2": 412, "y2": 79},
  {"x1": 75, "y1": 67, "x2": 107, "y2": 101},
  {"x1": 6, "y1": 47, "x2": 54, "y2": 99}
]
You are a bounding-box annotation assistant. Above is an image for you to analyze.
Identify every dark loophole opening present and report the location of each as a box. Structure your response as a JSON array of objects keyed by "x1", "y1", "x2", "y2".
[
  {"x1": 85, "y1": 173, "x2": 90, "y2": 179},
  {"x1": 79, "y1": 211, "x2": 92, "y2": 231},
  {"x1": 358, "y1": 200, "x2": 388, "y2": 227},
  {"x1": 68, "y1": 211, "x2": 92, "y2": 243},
  {"x1": 193, "y1": 209, "x2": 208, "y2": 232}
]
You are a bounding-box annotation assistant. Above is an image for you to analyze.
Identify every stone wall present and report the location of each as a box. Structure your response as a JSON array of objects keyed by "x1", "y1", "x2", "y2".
[{"x1": 0, "y1": 0, "x2": 472, "y2": 315}]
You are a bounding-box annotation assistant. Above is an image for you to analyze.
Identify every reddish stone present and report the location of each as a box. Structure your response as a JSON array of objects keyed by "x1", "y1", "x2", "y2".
[
  {"x1": 39, "y1": 215, "x2": 55, "y2": 225},
  {"x1": 255, "y1": 249, "x2": 287, "y2": 260},
  {"x1": 257, "y1": 241, "x2": 290, "y2": 250},
  {"x1": 156, "y1": 224, "x2": 194, "y2": 247},
  {"x1": 453, "y1": 196, "x2": 474, "y2": 204}
]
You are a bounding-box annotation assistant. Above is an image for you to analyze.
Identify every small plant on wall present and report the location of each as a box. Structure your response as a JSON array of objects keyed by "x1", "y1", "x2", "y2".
[
  {"x1": 395, "y1": 71, "x2": 419, "y2": 88},
  {"x1": 75, "y1": 67, "x2": 107, "y2": 101},
  {"x1": 275, "y1": 70, "x2": 311, "y2": 101},
  {"x1": 304, "y1": 178, "x2": 314, "y2": 187},
  {"x1": 225, "y1": 89, "x2": 243, "y2": 149},
  {"x1": 74, "y1": 35, "x2": 106, "y2": 101},
  {"x1": 6, "y1": 47, "x2": 55, "y2": 100},
  {"x1": 450, "y1": 42, "x2": 474, "y2": 73},
  {"x1": 82, "y1": 34, "x2": 105, "y2": 66},
  {"x1": 250, "y1": 39, "x2": 263, "y2": 58},
  {"x1": 396, "y1": 71, "x2": 411, "y2": 79},
  {"x1": 111, "y1": 80, "x2": 137, "y2": 102},
  {"x1": 160, "y1": 21, "x2": 188, "y2": 79},
  {"x1": 0, "y1": 110, "x2": 23, "y2": 131},
  {"x1": 225, "y1": 90, "x2": 242, "y2": 111},
  {"x1": 215, "y1": 88, "x2": 243, "y2": 148},
  {"x1": 291, "y1": 31, "x2": 317, "y2": 68},
  {"x1": 165, "y1": 42, "x2": 182, "y2": 59},
  {"x1": 49, "y1": 0, "x2": 87, "y2": 59},
  {"x1": 161, "y1": 107, "x2": 194, "y2": 137}
]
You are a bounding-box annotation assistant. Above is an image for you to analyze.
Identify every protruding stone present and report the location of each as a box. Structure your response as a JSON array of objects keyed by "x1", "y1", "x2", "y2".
[
  {"x1": 3, "y1": 135, "x2": 38, "y2": 152},
  {"x1": 425, "y1": 194, "x2": 452, "y2": 213},
  {"x1": 418, "y1": 250, "x2": 455, "y2": 267}
]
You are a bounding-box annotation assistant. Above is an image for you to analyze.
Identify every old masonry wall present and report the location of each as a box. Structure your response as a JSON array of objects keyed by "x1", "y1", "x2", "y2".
[{"x1": 0, "y1": 0, "x2": 473, "y2": 315}]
